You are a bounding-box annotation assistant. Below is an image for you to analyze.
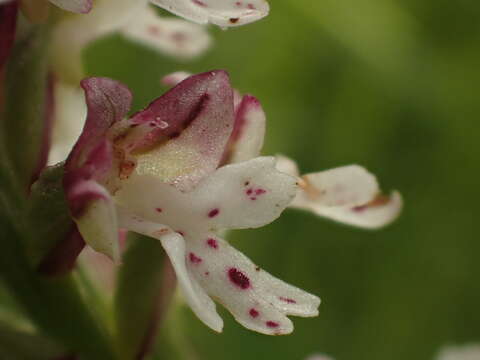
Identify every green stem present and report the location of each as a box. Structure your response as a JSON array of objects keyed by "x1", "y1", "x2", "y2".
[
  {"x1": 114, "y1": 234, "x2": 175, "y2": 360},
  {"x1": 0, "y1": 215, "x2": 116, "y2": 360}
]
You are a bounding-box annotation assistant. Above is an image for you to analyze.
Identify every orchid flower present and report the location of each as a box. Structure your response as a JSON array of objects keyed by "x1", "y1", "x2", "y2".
[
  {"x1": 64, "y1": 71, "x2": 321, "y2": 335},
  {"x1": 50, "y1": 0, "x2": 211, "y2": 84},
  {"x1": 150, "y1": 0, "x2": 270, "y2": 28},
  {"x1": 162, "y1": 72, "x2": 403, "y2": 229},
  {"x1": 435, "y1": 344, "x2": 480, "y2": 360},
  {"x1": 48, "y1": 0, "x2": 92, "y2": 13},
  {"x1": 305, "y1": 355, "x2": 335, "y2": 360}
]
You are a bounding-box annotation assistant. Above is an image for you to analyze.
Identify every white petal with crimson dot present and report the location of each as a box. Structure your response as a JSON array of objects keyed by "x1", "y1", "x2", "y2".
[
  {"x1": 119, "y1": 211, "x2": 224, "y2": 333},
  {"x1": 185, "y1": 235, "x2": 319, "y2": 335},
  {"x1": 114, "y1": 157, "x2": 297, "y2": 233},
  {"x1": 150, "y1": 0, "x2": 270, "y2": 28},
  {"x1": 49, "y1": 0, "x2": 92, "y2": 13},
  {"x1": 121, "y1": 7, "x2": 211, "y2": 59},
  {"x1": 192, "y1": 157, "x2": 298, "y2": 230},
  {"x1": 306, "y1": 191, "x2": 403, "y2": 229}
]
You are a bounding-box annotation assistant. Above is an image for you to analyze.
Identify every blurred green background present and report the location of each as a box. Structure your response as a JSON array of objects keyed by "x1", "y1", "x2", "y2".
[{"x1": 83, "y1": 1, "x2": 480, "y2": 359}]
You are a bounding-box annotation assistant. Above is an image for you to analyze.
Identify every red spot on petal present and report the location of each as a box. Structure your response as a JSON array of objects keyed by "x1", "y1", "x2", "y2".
[
  {"x1": 205, "y1": 271, "x2": 210, "y2": 276},
  {"x1": 266, "y1": 321, "x2": 279, "y2": 328},
  {"x1": 249, "y1": 308, "x2": 259, "y2": 318},
  {"x1": 207, "y1": 238, "x2": 218, "y2": 249},
  {"x1": 208, "y1": 208, "x2": 220, "y2": 218},
  {"x1": 255, "y1": 189, "x2": 266, "y2": 195},
  {"x1": 228, "y1": 268, "x2": 250, "y2": 289},
  {"x1": 279, "y1": 297, "x2": 297, "y2": 304},
  {"x1": 246, "y1": 188, "x2": 253, "y2": 195},
  {"x1": 247, "y1": 3, "x2": 256, "y2": 9},
  {"x1": 189, "y1": 252, "x2": 202, "y2": 264},
  {"x1": 192, "y1": 0, "x2": 206, "y2": 6},
  {"x1": 244, "y1": 181, "x2": 250, "y2": 186},
  {"x1": 229, "y1": 17, "x2": 239, "y2": 23},
  {"x1": 155, "y1": 208, "x2": 163, "y2": 213},
  {"x1": 176, "y1": 231, "x2": 185, "y2": 236}
]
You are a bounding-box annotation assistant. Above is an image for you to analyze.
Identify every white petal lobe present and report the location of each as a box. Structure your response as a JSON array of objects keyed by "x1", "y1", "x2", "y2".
[
  {"x1": 150, "y1": 0, "x2": 270, "y2": 28},
  {"x1": 185, "y1": 235, "x2": 319, "y2": 335}
]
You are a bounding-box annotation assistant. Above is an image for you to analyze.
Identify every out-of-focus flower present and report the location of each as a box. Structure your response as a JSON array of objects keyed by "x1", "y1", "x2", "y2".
[
  {"x1": 305, "y1": 354, "x2": 335, "y2": 360},
  {"x1": 50, "y1": 0, "x2": 211, "y2": 84},
  {"x1": 150, "y1": 0, "x2": 270, "y2": 27},
  {"x1": 48, "y1": 0, "x2": 92, "y2": 13},
  {"x1": 162, "y1": 72, "x2": 403, "y2": 230},
  {"x1": 63, "y1": 71, "x2": 321, "y2": 335},
  {"x1": 18, "y1": 0, "x2": 91, "y2": 15},
  {"x1": 435, "y1": 344, "x2": 480, "y2": 360}
]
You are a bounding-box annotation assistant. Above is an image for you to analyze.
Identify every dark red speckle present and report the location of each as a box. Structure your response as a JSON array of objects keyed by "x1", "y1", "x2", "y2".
[
  {"x1": 176, "y1": 230, "x2": 185, "y2": 236},
  {"x1": 279, "y1": 297, "x2": 297, "y2": 304},
  {"x1": 228, "y1": 268, "x2": 250, "y2": 289},
  {"x1": 192, "y1": 0, "x2": 206, "y2": 6},
  {"x1": 155, "y1": 207, "x2": 163, "y2": 213},
  {"x1": 247, "y1": 3, "x2": 255, "y2": 9},
  {"x1": 244, "y1": 181, "x2": 250, "y2": 186},
  {"x1": 207, "y1": 238, "x2": 218, "y2": 249},
  {"x1": 208, "y1": 208, "x2": 220, "y2": 218},
  {"x1": 266, "y1": 321, "x2": 279, "y2": 328},
  {"x1": 189, "y1": 252, "x2": 202, "y2": 264},
  {"x1": 255, "y1": 189, "x2": 266, "y2": 195},
  {"x1": 246, "y1": 188, "x2": 253, "y2": 195},
  {"x1": 249, "y1": 308, "x2": 259, "y2": 318},
  {"x1": 230, "y1": 18, "x2": 239, "y2": 23},
  {"x1": 205, "y1": 271, "x2": 210, "y2": 276}
]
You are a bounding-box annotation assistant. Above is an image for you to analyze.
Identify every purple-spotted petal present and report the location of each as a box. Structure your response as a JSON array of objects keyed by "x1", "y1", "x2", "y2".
[
  {"x1": 49, "y1": 0, "x2": 92, "y2": 13},
  {"x1": 277, "y1": 155, "x2": 402, "y2": 229},
  {"x1": 114, "y1": 157, "x2": 297, "y2": 233},
  {"x1": 308, "y1": 191, "x2": 403, "y2": 229},
  {"x1": 126, "y1": 71, "x2": 234, "y2": 191},
  {"x1": 121, "y1": 7, "x2": 211, "y2": 59},
  {"x1": 222, "y1": 95, "x2": 266, "y2": 164},
  {"x1": 185, "y1": 235, "x2": 319, "y2": 335},
  {"x1": 150, "y1": 0, "x2": 270, "y2": 28},
  {"x1": 117, "y1": 208, "x2": 224, "y2": 332},
  {"x1": 195, "y1": 157, "x2": 297, "y2": 230}
]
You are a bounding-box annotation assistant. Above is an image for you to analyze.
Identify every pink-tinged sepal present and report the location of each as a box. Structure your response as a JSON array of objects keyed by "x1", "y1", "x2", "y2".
[
  {"x1": 222, "y1": 95, "x2": 266, "y2": 164},
  {"x1": 150, "y1": 0, "x2": 270, "y2": 28},
  {"x1": 64, "y1": 78, "x2": 132, "y2": 262},
  {"x1": 67, "y1": 77, "x2": 132, "y2": 170},
  {"x1": 125, "y1": 71, "x2": 235, "y2": 191},
  {"x1": 49, "y1": 0, "x2": 92, "y2": 13}
]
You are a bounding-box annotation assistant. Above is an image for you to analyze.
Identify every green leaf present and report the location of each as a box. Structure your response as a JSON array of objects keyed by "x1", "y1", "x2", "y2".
[
  {"x1": 114, "y1": 233, "x2": 174, "y2": 360},
  {"x1": 2, "y1": 23, "x2": 51, "y2": 189}
]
